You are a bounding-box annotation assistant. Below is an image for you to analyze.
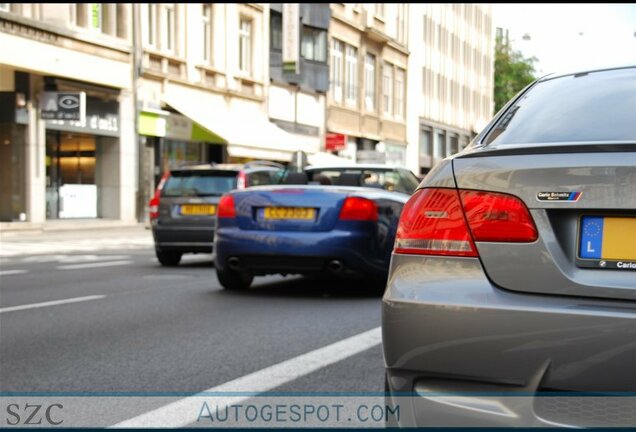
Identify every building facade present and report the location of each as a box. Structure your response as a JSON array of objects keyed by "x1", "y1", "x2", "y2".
[
  {"x1": 0, "y1": 3, "x2": 136, "y2": 223},
  {"x1": 0, "y1": 3, "x2": 495, "y2": 225},
  {"x1": 406, "y1": 3, "x2": 494, "y2": 175},
  {"x1": 326, "y1": 4, "x2": 410, "y2": 166}
]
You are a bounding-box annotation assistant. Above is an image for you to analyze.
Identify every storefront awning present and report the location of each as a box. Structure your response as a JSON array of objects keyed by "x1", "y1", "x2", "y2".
[{"x1": 161, "y1": 86, "x2": 318, "y2": 162}]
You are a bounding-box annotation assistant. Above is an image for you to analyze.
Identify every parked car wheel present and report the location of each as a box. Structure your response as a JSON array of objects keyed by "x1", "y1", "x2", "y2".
[
  {"x1": 217, "y1": 267, "x2": 253, "y2": 290},
  {"x1": 156, "y1": 250, "x2": 182, "y2": 267}
]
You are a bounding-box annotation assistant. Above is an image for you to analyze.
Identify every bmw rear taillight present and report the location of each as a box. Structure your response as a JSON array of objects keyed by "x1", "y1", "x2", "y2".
[
  {"x1": 218, "y1": 194, "x2": 236, "y2": 218},
  {"x1": 459, "y1": 190, "x2": 538, "y2": 242},
  {"x1": 394, "y1": 188, "x2": 537, "y2": 256},
  {"x1": 395, "y1": 188, "x2": 477, "y2": 256},
  {"x1": 339, "y1": 197, "x2": 378, "y2": 221}
]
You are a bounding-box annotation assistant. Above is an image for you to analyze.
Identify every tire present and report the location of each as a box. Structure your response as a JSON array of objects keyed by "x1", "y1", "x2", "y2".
[
  {"x1": 217, "y1": 267, "x2": 253, "y2": 290},
  {"x1": 156, "y1": 250, "x2": 182, "y2": 266}
]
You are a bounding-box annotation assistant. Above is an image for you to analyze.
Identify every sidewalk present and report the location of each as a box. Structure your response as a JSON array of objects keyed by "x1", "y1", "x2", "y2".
[
  {"x1": 0, "y1": 218, "x2": 146, "y2": 236},
  {"x1": 0, "y1": 220, "x2": 153, "y2": 258}
]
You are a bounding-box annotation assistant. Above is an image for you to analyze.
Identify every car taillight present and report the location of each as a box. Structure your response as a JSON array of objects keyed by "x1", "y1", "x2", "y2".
[
  {"x1": 218, "y1": 194, "x2": 236, "y2": 218},
  {"x1": 149, "y1": 173, "x2": 169, "y2": 220},
  {"x1": 395, "y1": 188, "x2": 477, "y2": 256},
  {"x1": 339, "y1": 197, "x2": 378, "y2": 221},
  {"x1": 149, "y1": 196, "x2": 159, "y2": 220},
  {"x1": 236, "y1": 171, "x2": 247, "y2": 189},
  {"x1": 459, "y1": 190, "x2": 538, "y2": 242},
  {"x1": 394, "y1": 188, "x2": 538, "y2": 257}
]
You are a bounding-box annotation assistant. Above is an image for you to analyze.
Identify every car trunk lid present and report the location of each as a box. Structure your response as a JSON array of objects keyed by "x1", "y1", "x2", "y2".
[{"x1": 453, "y1": 145, "x2": 636, "y2": 301}]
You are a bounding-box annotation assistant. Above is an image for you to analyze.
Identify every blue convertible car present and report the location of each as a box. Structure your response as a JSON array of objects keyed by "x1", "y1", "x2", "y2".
[{"x1": 213, "y1": 164, "x2": 420, "y2": 290}]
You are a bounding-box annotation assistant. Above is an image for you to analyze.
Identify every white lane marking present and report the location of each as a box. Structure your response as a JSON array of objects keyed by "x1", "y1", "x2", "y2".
[
  {"x1": 0, "y1": 270, "x2": 28, "y2": 276},
  {"x1": 0, "y1": 295, "x2": 105, "y2": 313},
  {"x1": 112, "y1": 326, "x2": 382, "y2": 428},
  {"x1": 57, "y1": 260, "x2": 134, "y2": 270}
]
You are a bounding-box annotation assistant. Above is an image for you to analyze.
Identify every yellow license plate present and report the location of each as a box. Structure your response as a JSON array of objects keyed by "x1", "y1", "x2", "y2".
[
  {"x1": 263, "y1": 207, "x2": 315, "y2": 220},
  {"x1": 180, "y1": 204, "x2": 216, "y2": 216}
]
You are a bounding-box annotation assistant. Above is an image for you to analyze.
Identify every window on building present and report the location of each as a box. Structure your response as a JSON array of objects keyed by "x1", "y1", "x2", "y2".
[
  {"x1": 434, "y1": 131, "x2": 445, "y2": 159},
  {"x1": 396, "y1": 4, "x2": 406, "y2": 44},
  {"x1": 163, "y1": 4, "x2": 176, "y2": 53},
  {"x1": 422, "y1": 15, "x2": 427, "y2": 40},
  {"x1": 383, "y1": 63, "x2": 393, "y2": 115},
  {"x1": 331, "y1": 39, "x2": 344, "y2": 103},
  {"x1": 301, "y1": 26, "x2": 327, "y2": 62},
  {"x1": 344, "y1": 44, "x2": 358, "y2": 106},
  {"x1": 395, "y1": 68, "x2": 405, "y2": 118},
  {"x1": 364, "y1": 53, "x2": 376, "y2": 111},
  {"x1": 422, "y1": 67, "x2": 426, "y2": 94},
  {"x1": 239, "y1": 18, "x2": 252, "y2": 74},
  {"x1": 202, "y1": 4, "x2": 212, "y2": 64},
  {"x1": 90, "y1": 4, "x2": 102, "y2": 32},
  {"x1": 270, "y1": 10, "x2": 282, "y2": 51},
  {"x1": 146, "y1": 4, "x2": 157, "y2": 47},
  {"x1": 0, "y1": 3, "x2": 9, "y2": 12},
  {"x1": 419, "y1": 129, "x2": 431, "y2": 156}
]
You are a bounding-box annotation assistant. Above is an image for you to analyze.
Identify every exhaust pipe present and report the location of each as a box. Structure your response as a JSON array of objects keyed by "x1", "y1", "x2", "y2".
[
  {"x1": 227, "y1": 257, "x2": 241, "y2": 271},
  {"x1": 327, "y1": 260, "x2": 344, "y2": 274}
]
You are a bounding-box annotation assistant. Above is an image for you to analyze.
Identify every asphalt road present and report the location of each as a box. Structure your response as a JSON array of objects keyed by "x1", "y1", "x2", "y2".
[{"x1": 0, "y1": 246, "x2": 385, "y2": 405}]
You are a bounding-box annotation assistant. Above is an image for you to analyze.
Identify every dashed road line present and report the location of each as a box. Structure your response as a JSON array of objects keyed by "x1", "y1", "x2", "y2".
[
  {"x1": 0, "y1": 270, "x2": 28, "y2": 276},
  {"x1": 57, "y1": 260, "x2": 134, "y2": 270},
  {"x1": 0, "y1": 295, "x2": 105, "y2": 313}
]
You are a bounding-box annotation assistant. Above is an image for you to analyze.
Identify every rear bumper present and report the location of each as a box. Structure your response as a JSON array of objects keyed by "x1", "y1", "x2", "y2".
[
  {"x1": 151, "y1": 224, "x2": 214, "y2": 253},
  {"x1": 214, "y1": 227, "x2": 386, "y2": 276},
  {"x1": 383, "y1": 254, "x2": 636, "y2": 427}
]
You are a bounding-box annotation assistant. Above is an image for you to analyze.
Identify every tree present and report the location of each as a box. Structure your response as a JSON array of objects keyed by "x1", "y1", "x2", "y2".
[{"x1": 494, "y1": 36, "x2": 537, "y2": 113}]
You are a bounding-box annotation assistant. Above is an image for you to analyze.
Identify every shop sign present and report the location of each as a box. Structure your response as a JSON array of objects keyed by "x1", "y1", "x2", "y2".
[
  {"x1": 282, "y1": 4, "x2": 300, "y2": 74},
  {"x1": 40, "y1": 92, "x2": 86, "y2": 122},
  {"x1": 165, "y1": 115, "x2": 193, "y2": 140},
  {"x1": 45, "y1": 95, "x2": 119, "y2": 136},
  {"x1": 325, "y1": 133, "x2": 347, "y2": 152}
]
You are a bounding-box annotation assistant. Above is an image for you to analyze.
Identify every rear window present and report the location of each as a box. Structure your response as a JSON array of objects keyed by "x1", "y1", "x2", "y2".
[
  {"x1": 162, "y1": 171, "x2": 237, "y2": 197},
  {"x1": 484, "y1": 67, "x2": 636, "y2": 146}
]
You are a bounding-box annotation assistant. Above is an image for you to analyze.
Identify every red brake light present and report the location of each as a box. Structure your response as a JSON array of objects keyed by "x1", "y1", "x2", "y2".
[
  {"x1": 460, "y1": 190, "x2": 538, "y2": 242},
  {"x1": 395, "y1": 188, "x2": 477, "y2": 256},
  {"x1": 149, "y1": 196, "x2": 159, "y2": 220},
  {"x1": 339, "y1": 197, "x2": 378, "y2": 221},
  {"x1": 218, "y1": 194, "x2": 236, "y2": 218}
]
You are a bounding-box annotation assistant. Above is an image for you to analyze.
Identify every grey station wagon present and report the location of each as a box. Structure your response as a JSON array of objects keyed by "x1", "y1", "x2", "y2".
[
  {"x1": 149, "y1": 162, "x2": 283, "y2": 266},
  {"x1": 383, "y1": 66, "x2": 636, "y2": 427}
]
